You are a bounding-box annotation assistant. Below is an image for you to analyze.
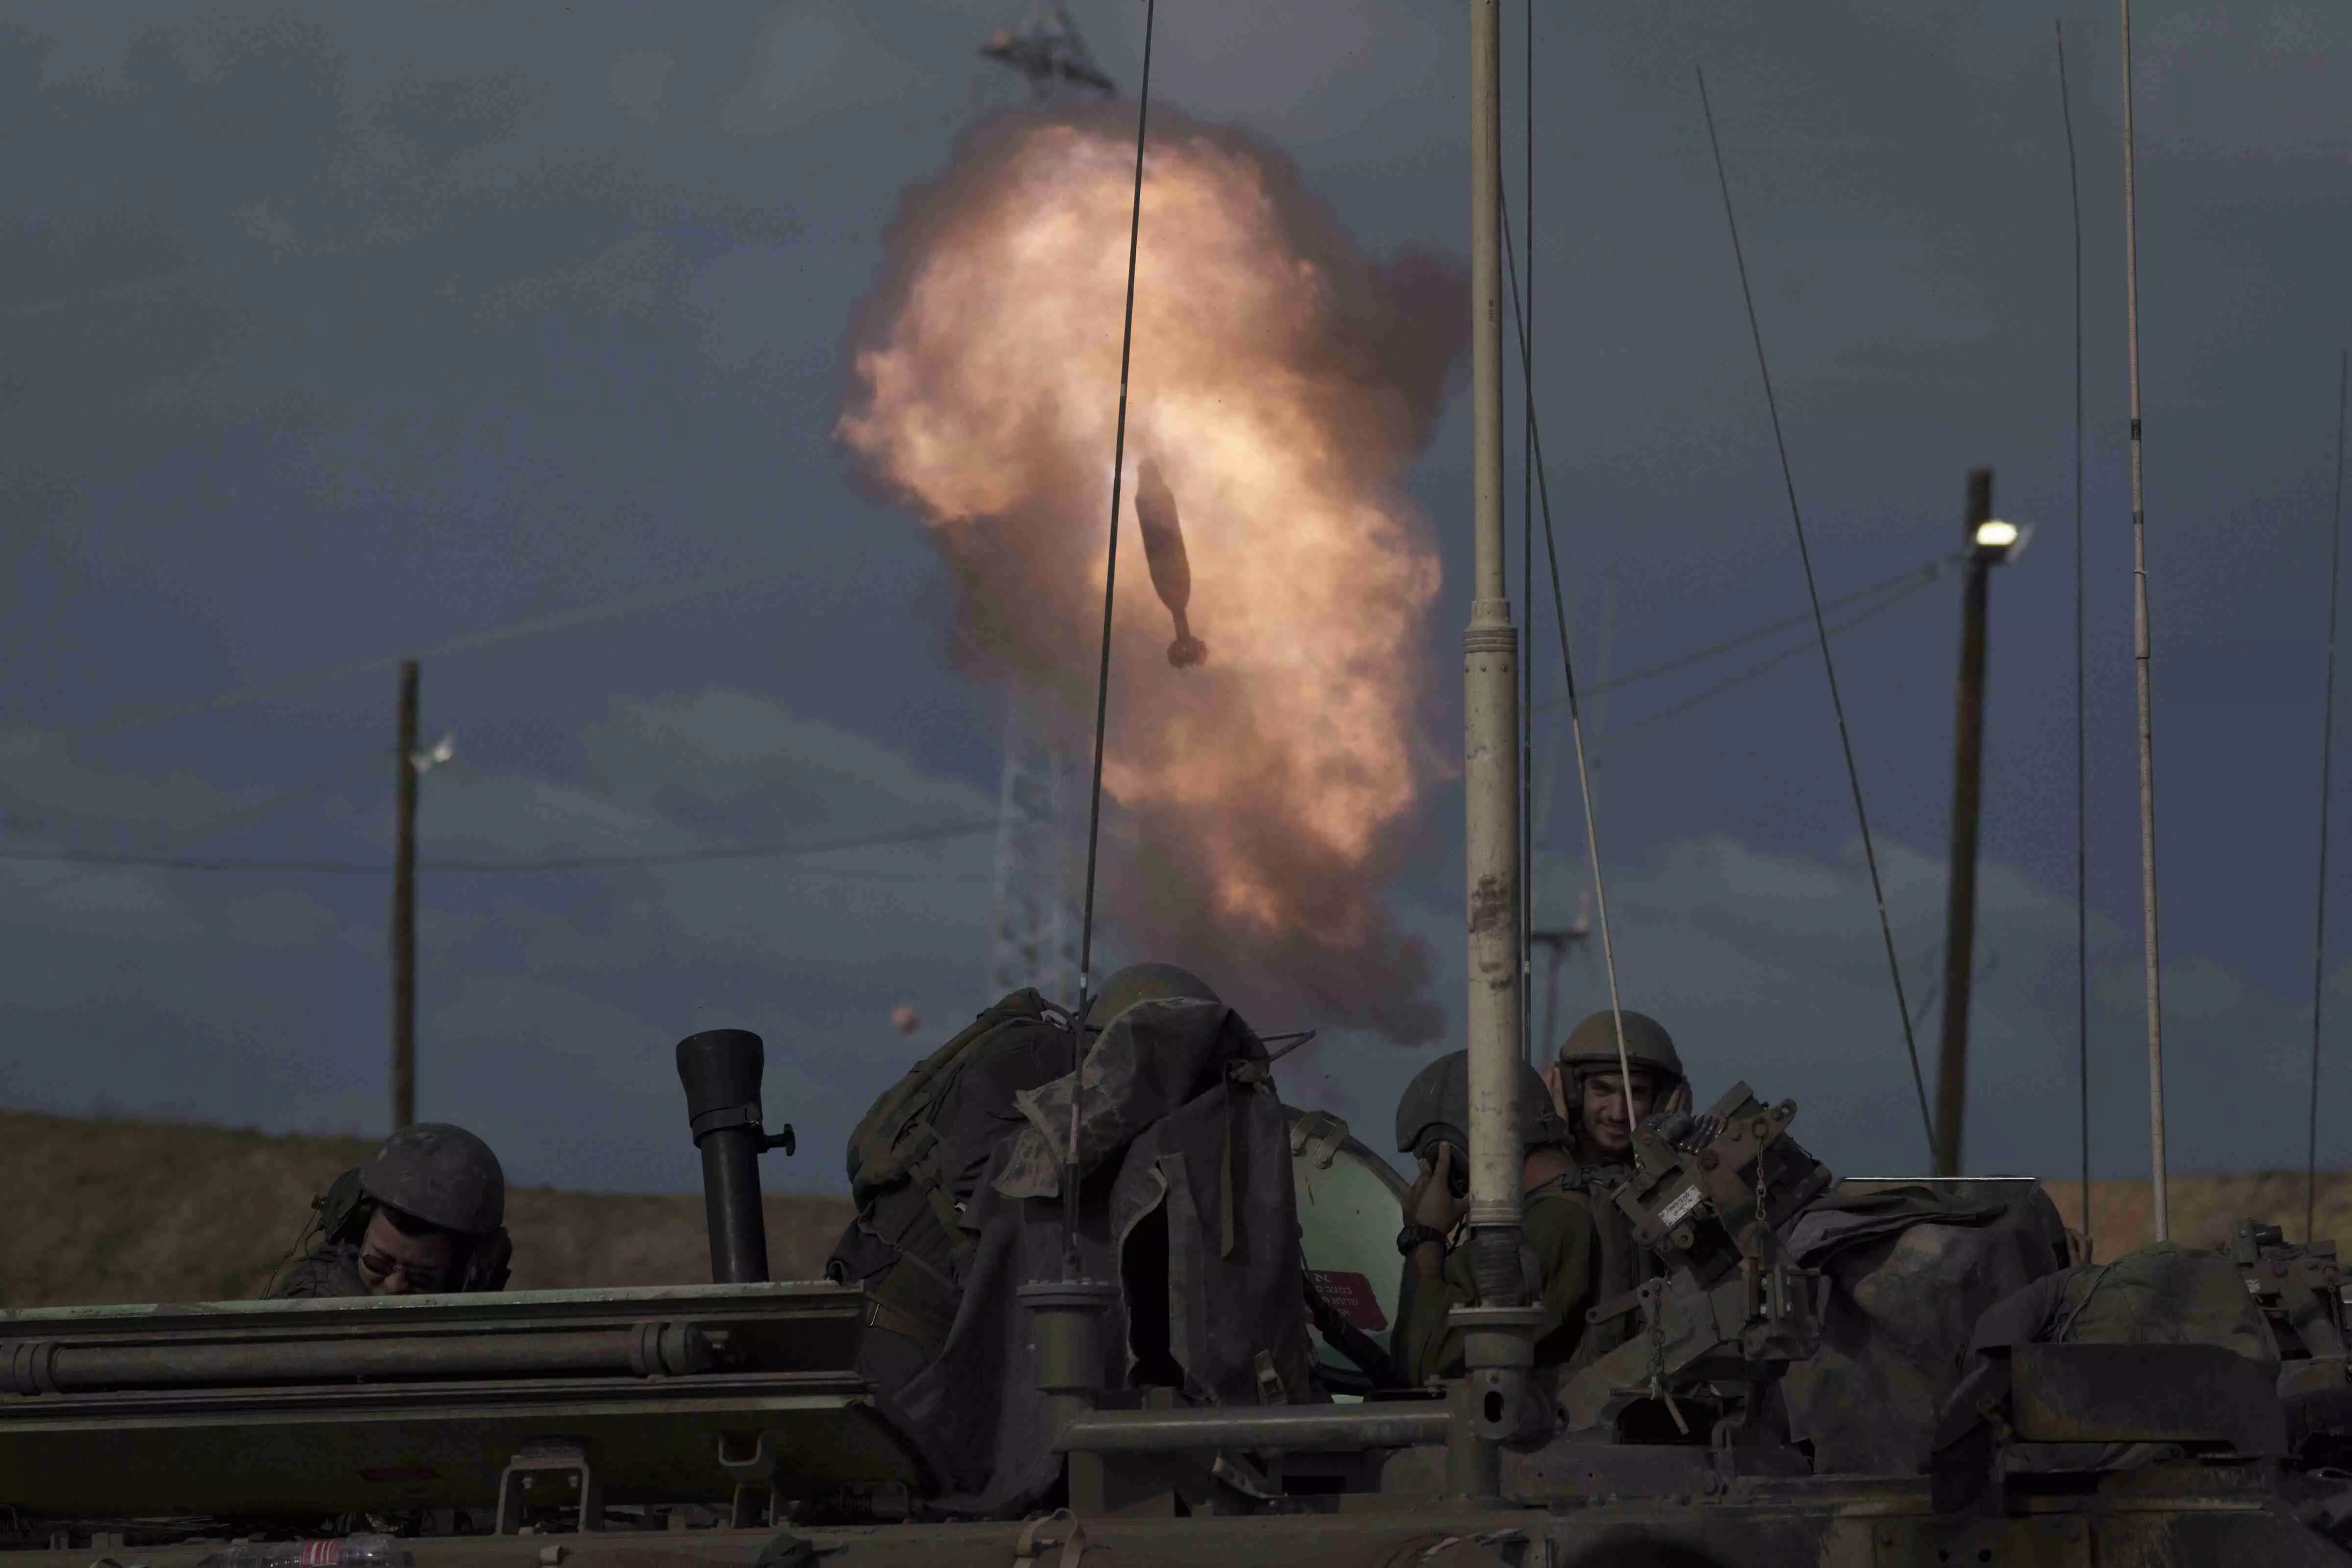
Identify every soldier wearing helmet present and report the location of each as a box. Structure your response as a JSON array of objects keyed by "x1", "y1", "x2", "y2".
[
  {"x1": 1082, "y1": 962, "x2": 1219, "y2": 1039},
  {"x1": 265, "y1": 1122, "x2": 514, "y2": 1299},
  {"x1": 1544, "y1": 1009, "x2": 1690, "y2": 1173},
  {"x1": 1389, "y1": 1050, "x2": 1602, "y2": 1386}
]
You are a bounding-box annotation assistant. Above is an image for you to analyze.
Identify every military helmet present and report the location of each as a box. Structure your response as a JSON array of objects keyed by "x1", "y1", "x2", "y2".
[
  {"x1": 358, "y1": 1122, "x2": 505, "y2": 1236},
  {"x1": 1556, "y1": 1010, "x2": 1684, "y2": 1086},
  {"x1": 1393, "y1": 1049, "x2": 1569, "y2": 1159},
  {"x1": 1086, "y1": 962, "x2": 1220, "y2": 1030}
]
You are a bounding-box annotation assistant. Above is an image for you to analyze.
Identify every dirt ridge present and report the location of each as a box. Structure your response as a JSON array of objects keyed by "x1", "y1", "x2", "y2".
[
  {"x1": 0, "y1": 1108, "x2": 851, "y2": 1308},
  {"x1": 3, "y1": 1107, "x2": 2344, "y2": 1309}
]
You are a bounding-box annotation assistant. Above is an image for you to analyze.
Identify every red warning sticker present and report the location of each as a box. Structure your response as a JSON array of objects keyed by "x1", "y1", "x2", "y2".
[{"x1": 1307, "y1": 1269, "x2": 1389, "y2": 1331}]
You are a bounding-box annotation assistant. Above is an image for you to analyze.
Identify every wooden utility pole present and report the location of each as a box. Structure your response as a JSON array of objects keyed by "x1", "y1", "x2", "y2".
[
  {"x1": 392, "y1": 658, "x2": 419, "y2": 1133},
  {"x1": 1935, "y1": 470, "x2": 2011, "y2": 1177}
]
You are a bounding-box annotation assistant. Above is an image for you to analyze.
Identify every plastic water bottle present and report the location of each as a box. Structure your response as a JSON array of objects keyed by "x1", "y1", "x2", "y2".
[{"x1": 196, "y1": 1535, "x2": 411, "y2": 1568}]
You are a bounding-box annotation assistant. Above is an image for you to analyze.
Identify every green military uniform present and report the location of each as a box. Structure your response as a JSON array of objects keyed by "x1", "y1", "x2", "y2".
[
  {"x1": 1391, "y1": 1050, "x2": 1610, "y2": 1386},
  {"x1": 1399, "y1": 1174, "x2": 1601, "y2": 1385}
]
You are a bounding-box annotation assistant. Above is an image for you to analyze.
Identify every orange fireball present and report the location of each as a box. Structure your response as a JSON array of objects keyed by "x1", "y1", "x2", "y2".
[{"x1": 840, "y1": 105, "x2": 1464, "y2": 1043}]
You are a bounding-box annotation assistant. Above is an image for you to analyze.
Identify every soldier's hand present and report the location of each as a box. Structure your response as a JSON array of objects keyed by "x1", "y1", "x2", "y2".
[
  {"x1": 1542, "y1": 1061, "x2": 1570, "y2": 1123},
  {"x1": 1408, "y1": 1144, "x2": 1469, "y2": 1234}
]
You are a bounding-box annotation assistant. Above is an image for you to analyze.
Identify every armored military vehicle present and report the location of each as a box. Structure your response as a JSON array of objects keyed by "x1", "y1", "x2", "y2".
[
  {"x1": 9, "y1": 2, "x2": 2349, "y2": 1561},
  {"x1": 6, "y1": 1021, "x2": 2352, "y2": 1565}
]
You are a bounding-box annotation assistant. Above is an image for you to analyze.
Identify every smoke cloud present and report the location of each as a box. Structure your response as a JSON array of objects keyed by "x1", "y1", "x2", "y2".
[{"x1": 839, "y1": 105, "x2": 1466, "y2": 1044}]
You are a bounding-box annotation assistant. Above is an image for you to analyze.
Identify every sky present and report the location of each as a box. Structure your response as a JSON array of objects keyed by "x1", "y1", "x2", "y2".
[{"x1": 1, "y1": 1, "x2": 2348, "y2": 1201}]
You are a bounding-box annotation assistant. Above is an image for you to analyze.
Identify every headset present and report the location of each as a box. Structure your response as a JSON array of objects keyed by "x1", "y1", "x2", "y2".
[
  {"x1": 310, "y1": 1167, "x2": 514, "y2": 1293},
  {"x1": 1411, "y1": 1131, "x2": 1473, "y2": 1199}
]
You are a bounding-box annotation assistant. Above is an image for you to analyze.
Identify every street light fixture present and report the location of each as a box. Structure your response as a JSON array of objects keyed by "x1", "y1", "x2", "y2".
[{"x1": 1973, "y1": 518, "x2": 2021, "y2": 557}]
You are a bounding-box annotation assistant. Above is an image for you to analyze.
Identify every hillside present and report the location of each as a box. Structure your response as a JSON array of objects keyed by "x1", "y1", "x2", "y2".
[
  {"x1": 2039, "y1": 1171, "x2": 2352, "y2": 1256},
  {"x1": 3, "y1": 1107, "x2": 2347, "y2": 1310},
  {"x1": 0, "y1": 1109, "x2": 852, "y2": 1309}
]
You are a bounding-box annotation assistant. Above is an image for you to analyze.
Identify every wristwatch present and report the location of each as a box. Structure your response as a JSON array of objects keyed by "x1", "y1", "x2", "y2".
[{"x1": 1396, "y1": 1223, "x2": 1450, "y2": 1256}]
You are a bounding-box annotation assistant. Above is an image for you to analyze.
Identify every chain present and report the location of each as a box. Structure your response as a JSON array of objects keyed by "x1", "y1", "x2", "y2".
[{"x1": 1644, "y1": 1282, "x2": 1690, "y2": 1435}]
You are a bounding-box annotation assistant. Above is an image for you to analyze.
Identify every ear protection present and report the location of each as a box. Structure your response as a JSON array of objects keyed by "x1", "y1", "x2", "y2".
[
  {"x1": 311, "y1": 1165, "x2": 513, "y2": 1292},
  {"x1": 315, "y1": 1166, "x2": 371, "y2": 1245},
  {"x1": 461, "y1": 1229, "x2": 515, "y2": 1292},
  {"x1": 1415, "y1": 1137, "x2": 1471, "y2": 1197}
]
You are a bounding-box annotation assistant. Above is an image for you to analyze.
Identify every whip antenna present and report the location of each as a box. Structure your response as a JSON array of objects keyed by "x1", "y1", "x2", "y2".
[
  {"x1": 2058, "y1": 19, "x2": 2092, "y2": 1256},
  {"x1": 2116, "y1": 0, "x2": 2171, "y2": 1240},
  {"x1": 1497, "y1": 193, "x2": 1638, "y2": 1121},
  {"x1": 2310, "y1": 348, "x2": 2349, "y2": 1243},
  {"x1": 1061, "y1": 0, "x2": 1157, "y2": 1270},
  {"x1": 1695, "y1": 67, "x2": 1936, "y2": 1160},
  {"x1": 1519, "y1": 0, "x2": 1537, "y2": 1067}
]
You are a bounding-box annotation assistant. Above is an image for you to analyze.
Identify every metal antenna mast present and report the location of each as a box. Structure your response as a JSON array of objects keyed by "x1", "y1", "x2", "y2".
[
  {"x1": 2309, "y1": 349, "x2": 2350, "y2": 1243},
  {"x1": 2118, "y1": 0, "x2": 2171, "y2": 1241}
]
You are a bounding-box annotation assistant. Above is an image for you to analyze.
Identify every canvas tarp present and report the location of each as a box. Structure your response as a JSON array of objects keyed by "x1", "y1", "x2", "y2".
[
  {"x1": 891, "y1": 996, "x2": 1322, "y2": 1516},
  {"x1": 1778, "y1": 1182, "x2": 2073, "y2": 1473}
]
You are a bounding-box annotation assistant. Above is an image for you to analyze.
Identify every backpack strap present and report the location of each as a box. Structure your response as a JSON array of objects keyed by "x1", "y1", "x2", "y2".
[
  {"x1": 1561, "y1": 1169, "x2": 1649, "y2": 1369},
  {"x1": 847, "y1": 989, "x2": 1056, "y2": 1206}
]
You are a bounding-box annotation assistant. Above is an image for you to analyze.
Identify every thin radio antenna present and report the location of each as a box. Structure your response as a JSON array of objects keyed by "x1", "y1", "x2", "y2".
[{"x1": 1062, "y1": 0, "x2": 1158, "y2": 1270}]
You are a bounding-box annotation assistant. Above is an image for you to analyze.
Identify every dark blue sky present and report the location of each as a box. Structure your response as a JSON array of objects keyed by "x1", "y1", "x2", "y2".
[{"x1": 1, "y1": 1, "x2": 2347, "y2": 1195}]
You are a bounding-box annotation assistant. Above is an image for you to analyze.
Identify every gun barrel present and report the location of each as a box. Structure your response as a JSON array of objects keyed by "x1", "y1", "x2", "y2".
[{"x1": 675, "y1": 1028, "x2": 774, "y2": 1283}]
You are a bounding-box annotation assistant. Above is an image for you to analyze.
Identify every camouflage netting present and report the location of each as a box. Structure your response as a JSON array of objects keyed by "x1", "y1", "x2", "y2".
[
  {"x1": 1779, "y1": 1182, "x2": 2073, "y2": 1473},
  {"x1": 1954, "y1": 1237, "x2": 2279, "y2": 1375}
]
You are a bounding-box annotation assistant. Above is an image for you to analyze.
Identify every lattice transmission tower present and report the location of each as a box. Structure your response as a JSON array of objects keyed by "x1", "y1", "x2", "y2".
[
  {"x1": 985, "y1": 690, "x2": 1082, "y2": 1008},
  {"x1": 972, "y1": 3, "x2": 1111, "y2": 1009}
]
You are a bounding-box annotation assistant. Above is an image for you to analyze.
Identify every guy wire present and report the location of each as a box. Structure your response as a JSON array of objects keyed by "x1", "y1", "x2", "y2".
[
  {"x1": 2117, "y1": 0, "x2": 2170, "y2": 1242},
  {"x1": 1066, "y1": 0, "x2": 1157, "y2": 1270},
  {"x1": 1695, "y1": 66, "x2": 1936, "y2": 1159},
  {"x1": 1499, "y1": 192, "x2": 1639, "y2": 1126},
  {"x1": 2058, "y1": 18, "x2": 2092, "y2": 1257},
  {"x1": 2310, "y1": 348, "x2": 2350, "y2": 1243}
]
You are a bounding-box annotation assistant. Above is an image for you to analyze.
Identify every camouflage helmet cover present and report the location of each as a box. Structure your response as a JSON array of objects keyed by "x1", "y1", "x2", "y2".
[
  {"x1": 1393, "y1": 1048, "x2": 1570, "y2": 1158},
  {"x1": 359, "y1": 1122, "x2": 506, "y2": 1236},
  {"x1": 1087, "y1": 962, "x2": 1220, "y2": 1029},
  {"x1": 1555, "y1": 1010, "x2": 1684, "y2": 1086}
]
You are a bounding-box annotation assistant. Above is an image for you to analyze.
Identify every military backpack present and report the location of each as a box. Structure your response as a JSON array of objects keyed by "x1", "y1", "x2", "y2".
[{"x1": 831, "y1": 989, "x2": 1079, "y2": 1357}]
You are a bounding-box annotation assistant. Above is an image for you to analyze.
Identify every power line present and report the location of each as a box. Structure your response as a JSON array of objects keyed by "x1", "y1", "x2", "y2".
[
  {"x1": 0, "y1": 819, "x2": 995, "y2": 876},
  {"x1": 1533, "y1": 547, "x2": 1959, "y2": 716},
  {"x1": 1592, "y1": 565, "x2": 1948, "y2": 756},
  {"x1": 70, "y1": 564, "x2": 792, "y2": 739}
]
